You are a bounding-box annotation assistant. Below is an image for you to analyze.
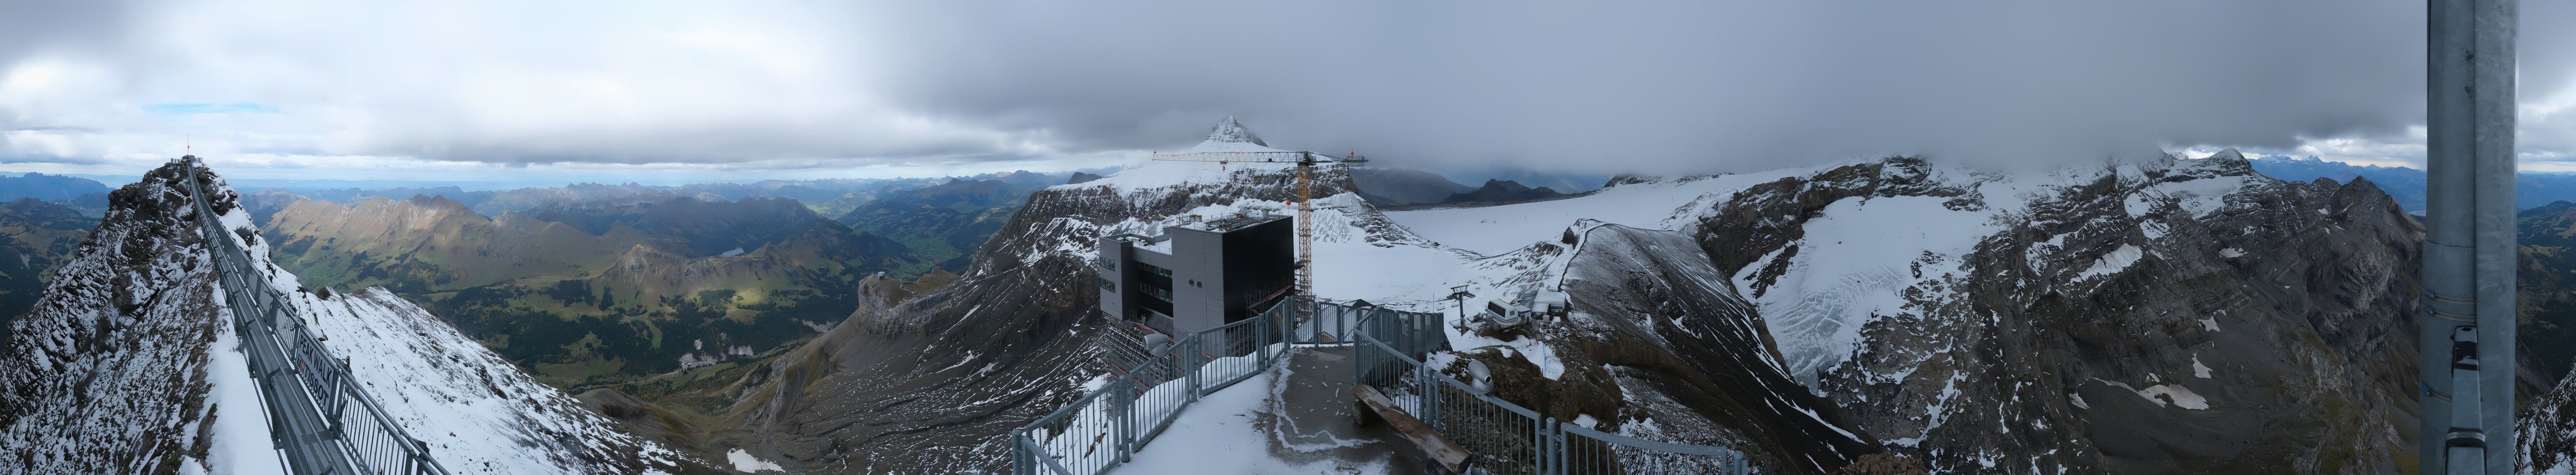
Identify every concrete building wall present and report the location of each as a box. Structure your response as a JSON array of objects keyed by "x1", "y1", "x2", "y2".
[
  {"x1": 1096, "y1": 236, "x2": 1126, "y2": 319},
  {"x1": 1218, "y1": 218, "x2": 1296, "y2": 315},
  {"x1": 1167, "y1": 227, "x2": 1228, "y2": 336}
]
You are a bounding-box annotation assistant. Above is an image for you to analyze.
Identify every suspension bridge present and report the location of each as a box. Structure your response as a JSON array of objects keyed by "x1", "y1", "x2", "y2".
[{"x1": 180, "y1": 156, "x2": 452, "y2": 475}]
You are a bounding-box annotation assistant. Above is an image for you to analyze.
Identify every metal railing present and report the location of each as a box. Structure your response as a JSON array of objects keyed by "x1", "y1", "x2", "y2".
[
  {"x1": 1016, "y1": 299, "x2": 1426, "y2": 475},
  {"x1": 1352, "y1": 313, "x2": 1748, "y2": 475},
  {"x1": 1015, "y1": 302, "x2": 1292, "y2": 475},
  {"x1": 180, "y1": 157, "x2": 454, "y2": 475}
]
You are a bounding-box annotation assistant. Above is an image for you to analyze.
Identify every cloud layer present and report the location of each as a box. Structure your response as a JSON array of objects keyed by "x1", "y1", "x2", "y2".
[{"x1": 0, "y1": 0, "x2": 2570, "y2": 179}]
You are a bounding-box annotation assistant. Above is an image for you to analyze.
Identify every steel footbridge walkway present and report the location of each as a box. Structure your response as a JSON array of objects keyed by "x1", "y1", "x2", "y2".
[{"x1": 179, "y1": 156, "x2": 453, "y2": 475}]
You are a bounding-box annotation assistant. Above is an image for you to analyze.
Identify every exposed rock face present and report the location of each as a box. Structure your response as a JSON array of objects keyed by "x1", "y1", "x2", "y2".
[
  {"x1": 1693, "y1": 152, "x2": 2419, "y2": 473},
  {"x1": 1548, "y1": 224, "x2": 1878, "y2": 473}
]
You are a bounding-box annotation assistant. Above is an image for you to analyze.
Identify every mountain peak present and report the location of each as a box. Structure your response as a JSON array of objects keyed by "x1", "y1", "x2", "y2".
[{"x1": 1205, "y1": 116, "x2": 1266, "y2": 147}]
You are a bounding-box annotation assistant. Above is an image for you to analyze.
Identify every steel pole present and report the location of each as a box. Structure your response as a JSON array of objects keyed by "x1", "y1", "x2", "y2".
[{"x1": 2423, "y1": 0, "x2": 2516, "y2": 472}]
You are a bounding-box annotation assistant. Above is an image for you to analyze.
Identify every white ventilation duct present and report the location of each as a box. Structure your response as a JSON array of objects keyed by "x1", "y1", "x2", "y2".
[{"x1": 1467, "y1": 360, "x2": 1493, "y2": 394}]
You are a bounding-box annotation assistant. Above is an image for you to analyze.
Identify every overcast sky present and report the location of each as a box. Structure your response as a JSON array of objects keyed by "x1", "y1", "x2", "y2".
[{"x1": 1, "y1": 0, "x2": 2571, "y2": 183}]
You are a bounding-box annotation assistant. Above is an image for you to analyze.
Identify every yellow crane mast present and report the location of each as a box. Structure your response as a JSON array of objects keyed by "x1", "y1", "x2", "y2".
[{"x1": 1149, "y1": 150, "x2": 1366, "y2": 303}]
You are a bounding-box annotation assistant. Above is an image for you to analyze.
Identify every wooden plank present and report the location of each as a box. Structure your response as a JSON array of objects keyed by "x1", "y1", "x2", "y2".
[{"x1": 1352, "y1": 385, "x2": 1469, "y2": 473}]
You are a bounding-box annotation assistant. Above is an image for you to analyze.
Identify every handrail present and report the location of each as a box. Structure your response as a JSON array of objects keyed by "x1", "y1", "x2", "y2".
[
  {"x1": 1014, "y1": 299, "x2": 1321, "y2": 475},
  {"x1": 178, "y1": 157, "x2": 454, "y2": 475},
  {"x1": 1351, "y1": 311, "x2": 1750, "y2": 475}
]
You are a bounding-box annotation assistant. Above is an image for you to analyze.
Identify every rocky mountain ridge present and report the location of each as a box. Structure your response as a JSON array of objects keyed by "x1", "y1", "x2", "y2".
[{"x1": 0, "y1": 160, "x2": 720, "y2": 474}]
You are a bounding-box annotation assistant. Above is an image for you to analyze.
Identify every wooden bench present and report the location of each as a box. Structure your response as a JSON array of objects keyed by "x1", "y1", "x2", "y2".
[{"x1": 1351, "y1": 385, "x2": 1470, "y2": 473}]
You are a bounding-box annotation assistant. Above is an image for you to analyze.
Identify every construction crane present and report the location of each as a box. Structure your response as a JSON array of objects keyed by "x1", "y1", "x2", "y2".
[{"x1": 1150, "y1": 150, "x2": 1367, "y2": 305}]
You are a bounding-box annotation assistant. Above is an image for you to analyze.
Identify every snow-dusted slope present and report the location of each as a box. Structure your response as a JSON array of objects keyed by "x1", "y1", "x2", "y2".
[
  {"x1": 0, "y1": 160, "x2": 719, "y2": 475},
  {"x1": 284, "y1": 288, "x2": 710, "y2": 474},
  {"x1": 1382, "y1": 151, "x2": 2422, "y2": 474}
]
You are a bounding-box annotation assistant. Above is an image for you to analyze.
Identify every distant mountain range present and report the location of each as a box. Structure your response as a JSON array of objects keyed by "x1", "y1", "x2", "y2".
[
  {"x1": 1350, "y1": 167, "x2": 1579, "y2": 206},
  {"x1": 1350, "y1": 167, "x2": 1474, "y2": 205},
  {"x1": 0, "y1": 173, "x2": 109, "y2": 202},
  {"x1": 2243, "y1": 155, "x2": 2576, "y2": 212},
  {"x1": 1440, "y1": 178, "x2": 1567, "y2": 204}
]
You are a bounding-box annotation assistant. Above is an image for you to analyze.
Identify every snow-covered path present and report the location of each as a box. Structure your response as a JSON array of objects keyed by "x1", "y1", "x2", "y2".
[{"x1": 1111, "y1": 350, "x2": 1404, "y2": 475}]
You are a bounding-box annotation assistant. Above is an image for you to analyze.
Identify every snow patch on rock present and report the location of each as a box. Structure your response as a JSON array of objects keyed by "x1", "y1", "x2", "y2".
[
  {"x1": 2075, "y1": 244, "x2": 2144, "y2": 280},
  {"x1": 2095, "y1": 378, "x2": 2211, "y2": 410},
  {"x1": 728, "y1": 449, "x2": 784, "y2": 472}
]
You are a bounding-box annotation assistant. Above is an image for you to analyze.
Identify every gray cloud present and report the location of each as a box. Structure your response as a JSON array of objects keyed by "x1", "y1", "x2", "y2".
[
  {"x1": 858, "y1": 0, "x2": 2572, "y2": 174},
  {"x1": 0, "y1": 0, "x2": 2570, "y2": 178}
]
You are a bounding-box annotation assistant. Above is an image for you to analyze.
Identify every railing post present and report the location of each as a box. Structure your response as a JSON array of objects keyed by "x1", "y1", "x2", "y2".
[
  {"x1": 1418, "y1": 357, "x2": 1437, "y2": 428},
  {"x1": 1541, "y1": 417, "x2": 1556, "y2": 475},
  {"x1": 1116, "y1": 376, "x2": 1134, "y2": 464},
  {"x1": 1179, "y1": 334, "x2": 1198, "y2": 403}
]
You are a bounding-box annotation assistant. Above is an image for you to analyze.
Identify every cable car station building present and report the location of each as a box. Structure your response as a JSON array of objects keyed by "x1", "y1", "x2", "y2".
[{"x1": 1096, "y1": 211, "x2": 1296, "y2": 337}]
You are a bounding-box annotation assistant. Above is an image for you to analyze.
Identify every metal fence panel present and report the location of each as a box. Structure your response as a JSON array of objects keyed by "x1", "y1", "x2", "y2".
[
  {"x1": 1428, "y1": 376, "x2": 1545, "y2": 475},
  {"x1": 1557, "y1": 423, "x2": 1746, "y2": 475}
]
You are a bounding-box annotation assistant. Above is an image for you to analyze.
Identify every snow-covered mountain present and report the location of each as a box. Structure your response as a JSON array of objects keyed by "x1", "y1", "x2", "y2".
[
  {"x1": 1197, "y1": 115, "x2": 1269, "y2": 150},
  {"x1": 0, "y1": 161, "x2": 722, "y2": 475},
  {"x1": 620, "y1": 113, "x2": 2425, "y2": 474},
  {"x1": 709, "y1": 118, "x2": 1862, "y2": 474},
  {"x1": 1383, "y1": 150, "x2": 2419, "y2": 473},
  {"x1": 703, "y1": 126, "x2": 1432, "y2": 472}
]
